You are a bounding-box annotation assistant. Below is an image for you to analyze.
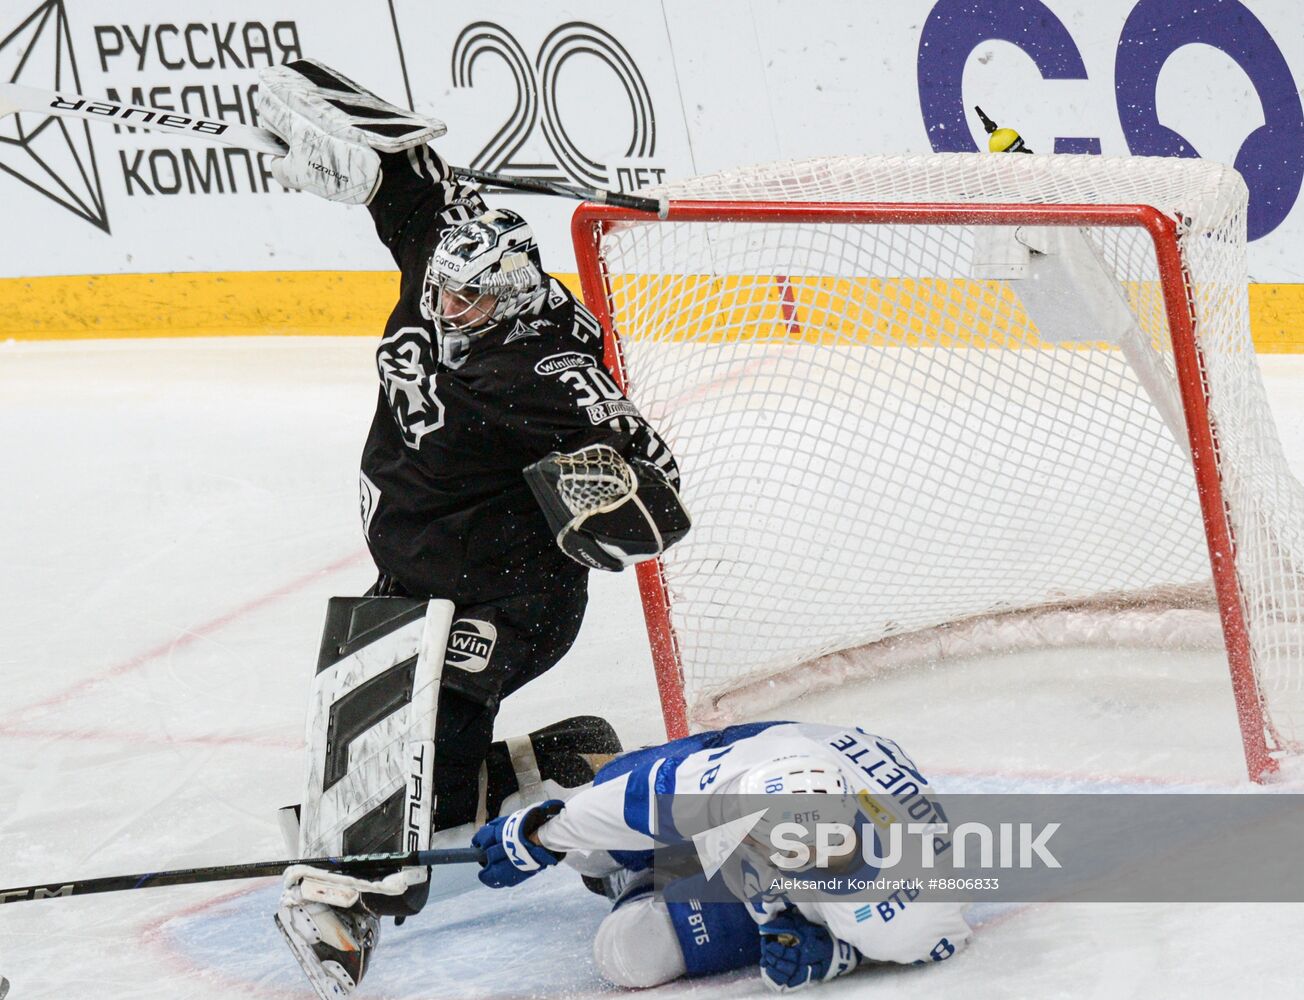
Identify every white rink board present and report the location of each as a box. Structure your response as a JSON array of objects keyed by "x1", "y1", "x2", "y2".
[{"x1": 3, "y1": 1, "x2": 1303, "y2": 280}]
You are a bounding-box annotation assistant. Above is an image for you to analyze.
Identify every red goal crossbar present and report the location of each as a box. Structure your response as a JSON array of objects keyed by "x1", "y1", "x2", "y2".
[{"x1": 571, "y1": 199, "x2": 1277, "y2": 782}]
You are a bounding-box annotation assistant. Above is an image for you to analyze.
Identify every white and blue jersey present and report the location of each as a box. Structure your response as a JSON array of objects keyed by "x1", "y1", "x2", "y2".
[{"x1": 537, "y1": 721, "x2": 972, "y2": 967}]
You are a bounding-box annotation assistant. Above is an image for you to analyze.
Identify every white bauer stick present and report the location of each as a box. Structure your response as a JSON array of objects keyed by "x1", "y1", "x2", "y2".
[
  {"x1": 0, "y1": 81, "x2": 287, "y2": 155},
  {"x1": 0, "y1": 81, "x2": 668, "y2": 215}
]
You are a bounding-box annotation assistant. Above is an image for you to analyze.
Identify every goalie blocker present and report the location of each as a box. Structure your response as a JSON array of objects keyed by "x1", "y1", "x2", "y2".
[{"x1": 525, "y1": 444, "x2": 691, "y2": 572}]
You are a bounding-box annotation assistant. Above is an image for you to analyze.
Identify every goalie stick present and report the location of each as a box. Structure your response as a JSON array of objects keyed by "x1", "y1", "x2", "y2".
[
  {"x1": 0, "y1": 81, "x2": 669, "y2": 217},
  {"x1": 0, "y1": 846, "x2": 481, "y2": 906}
]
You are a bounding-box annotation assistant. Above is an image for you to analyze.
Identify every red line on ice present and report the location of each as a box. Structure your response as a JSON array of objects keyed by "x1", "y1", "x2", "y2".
[
  {"x1": 144, "y1": 880, "x2": 611, "y2": 1000},
  {"x1": 141, "y1": 882, "x2": 312, "y2": 1000},
  {"x1": 0, "y1": 548, "x2": 369, "y2": 727}
]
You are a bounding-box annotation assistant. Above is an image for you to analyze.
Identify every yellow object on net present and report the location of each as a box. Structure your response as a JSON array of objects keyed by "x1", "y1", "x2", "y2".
[{"x1": 988, "y1": 127, "x2": 1028, "y2": 153}]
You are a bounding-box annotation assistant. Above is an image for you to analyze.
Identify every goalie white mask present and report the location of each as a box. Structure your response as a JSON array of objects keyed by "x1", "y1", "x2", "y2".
[{"x1": 421, "y1": 209, "x2": 546, "y2": 333}]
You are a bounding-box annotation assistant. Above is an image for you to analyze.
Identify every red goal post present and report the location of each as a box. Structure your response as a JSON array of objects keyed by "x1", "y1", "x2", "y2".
[{"x1": 571, "y1": 158, "x2": 1300, "y2": 783}]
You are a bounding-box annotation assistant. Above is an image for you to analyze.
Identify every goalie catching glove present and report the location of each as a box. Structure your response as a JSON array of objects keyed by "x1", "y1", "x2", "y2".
[
  {"x1": 525, "y1": 444, "x2": 691, "y2": 572},
  {"x1": 258, "y1": 59, "x2": 447, "y2": 204}
]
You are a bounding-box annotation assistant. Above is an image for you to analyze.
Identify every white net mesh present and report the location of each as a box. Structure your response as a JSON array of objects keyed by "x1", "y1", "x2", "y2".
[
  {"x1": 551, "y1": 444, "x2": 637, "y2": 521},
  {"x1": 582, "y1": 153, "x2": 1304, "y2": 756}
]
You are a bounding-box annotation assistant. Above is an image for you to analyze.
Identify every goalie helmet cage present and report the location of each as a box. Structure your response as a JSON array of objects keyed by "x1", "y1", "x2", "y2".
[{"x1": 570, "y1": 153, "x2": 1304, "y2": 783}]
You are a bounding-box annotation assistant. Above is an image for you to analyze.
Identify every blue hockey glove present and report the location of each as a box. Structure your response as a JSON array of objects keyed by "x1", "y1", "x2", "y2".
[
  {"x1": 473, "y1": 799, "x2": 566, "y2": 888},
  {"x1": 758, "y1": 910, "x2": 859, "y2": 992}
]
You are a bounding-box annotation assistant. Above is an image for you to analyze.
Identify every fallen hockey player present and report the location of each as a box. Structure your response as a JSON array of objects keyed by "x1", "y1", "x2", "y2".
[{"x1": 473, "y1": 721, "x2": 973, "y2": 992}]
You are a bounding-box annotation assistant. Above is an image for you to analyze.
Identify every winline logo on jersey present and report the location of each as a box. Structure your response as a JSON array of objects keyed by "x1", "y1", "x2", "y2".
[{"x1": 647, "y1": 792, "x2": 1304, "y2": 906}]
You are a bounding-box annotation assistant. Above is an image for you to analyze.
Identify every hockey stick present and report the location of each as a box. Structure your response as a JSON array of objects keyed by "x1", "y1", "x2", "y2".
[
  {"x1": 0, "y1": 81, "x2": 288, "y2": 155},
  {"x1": 0, "y1": 846, "x2": 482, "y2": 906},
  {"x1": 0, "y1": 82, "x2": 668, "y2": 216},
  {"x1": 453, "y1": 165, "x2": 667, "y2": 215}
]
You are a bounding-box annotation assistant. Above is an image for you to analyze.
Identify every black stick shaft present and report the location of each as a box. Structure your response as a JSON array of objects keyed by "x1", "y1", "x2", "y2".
[
  {"x1": 0, "y1": 846, "x2": 481, "y2": 905},
  {"x1": 454, "y1": 166, "x2": 668, "y2": 217}
]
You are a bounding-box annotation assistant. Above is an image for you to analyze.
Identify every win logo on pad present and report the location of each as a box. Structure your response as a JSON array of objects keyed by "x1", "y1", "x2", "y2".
[{"x1": 446, "y1": 619, "x2": 497, "y2": 673}]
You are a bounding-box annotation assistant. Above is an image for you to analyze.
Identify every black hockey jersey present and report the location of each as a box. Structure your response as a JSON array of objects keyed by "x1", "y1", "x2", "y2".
[{"x1": 359, "y1": 146, "x2": 678, "y2": 603}]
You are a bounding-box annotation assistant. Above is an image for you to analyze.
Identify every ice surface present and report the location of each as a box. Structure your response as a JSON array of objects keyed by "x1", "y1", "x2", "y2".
[{"x1": 0, "y1": 338, "x2": 1301, "y2": 998}]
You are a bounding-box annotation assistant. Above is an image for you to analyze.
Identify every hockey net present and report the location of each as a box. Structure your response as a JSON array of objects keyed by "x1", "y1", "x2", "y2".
[{"x1": 571, "y1": 153, "x2": 1304, "y2": 780}]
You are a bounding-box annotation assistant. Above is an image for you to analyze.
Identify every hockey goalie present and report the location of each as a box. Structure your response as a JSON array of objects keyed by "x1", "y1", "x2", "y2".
[
  {"x1": 251, "y1": 59, "x2": 690, "y2": 1000},
  {"x1": 473, "y1": 722, "x2": 973, "y2": 992}
]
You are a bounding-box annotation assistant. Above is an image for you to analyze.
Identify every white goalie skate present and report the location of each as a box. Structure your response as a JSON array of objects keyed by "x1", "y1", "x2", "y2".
[
  {"x1": 275, "y1": 866, "x2": 423, "y2": 999},
  {"x1": 276, "y1": 898, "x2": 378, "y2": 999}
]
